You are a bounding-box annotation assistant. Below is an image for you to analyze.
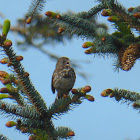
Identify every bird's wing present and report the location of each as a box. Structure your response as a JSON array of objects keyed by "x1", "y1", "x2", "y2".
[{"x1": 51, "y1": 73, "x2": 55, "y2": 94}]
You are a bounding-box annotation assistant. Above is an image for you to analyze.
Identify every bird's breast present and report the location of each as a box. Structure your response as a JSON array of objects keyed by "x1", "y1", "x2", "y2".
[{"x1": 53, "y1": 68, "x2": 76, "y2": 92}]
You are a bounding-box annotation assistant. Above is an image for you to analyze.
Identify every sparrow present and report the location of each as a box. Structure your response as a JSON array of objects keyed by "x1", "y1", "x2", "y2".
[{"x1": 51, "y1": 57, "x2": 76, "y2": 99}]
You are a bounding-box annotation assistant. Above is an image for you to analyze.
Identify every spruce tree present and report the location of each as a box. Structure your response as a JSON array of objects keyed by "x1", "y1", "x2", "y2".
[{"x1": 0, "y1": 0, "x2": 140, "y2": 139}]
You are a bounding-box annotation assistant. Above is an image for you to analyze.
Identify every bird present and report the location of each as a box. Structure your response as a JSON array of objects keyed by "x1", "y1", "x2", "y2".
[{"x1": 51, "y1": 57, "x2": 76, "y2": 99}]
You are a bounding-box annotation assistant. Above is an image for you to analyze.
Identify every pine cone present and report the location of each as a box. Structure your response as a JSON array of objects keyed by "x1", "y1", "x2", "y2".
[{"x1": 118, "y1": 44, "x2": 140, "y2": 71}]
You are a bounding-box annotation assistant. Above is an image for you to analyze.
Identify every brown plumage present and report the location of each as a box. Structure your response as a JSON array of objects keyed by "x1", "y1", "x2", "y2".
[{"x1": 51, "y1": 57, "x2": 76, "y2": 99}]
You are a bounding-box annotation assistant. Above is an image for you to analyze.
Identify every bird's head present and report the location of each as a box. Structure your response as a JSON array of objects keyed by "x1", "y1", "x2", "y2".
[{"x1": 56, "y1": 57, "x2": 70, "y2": 70}]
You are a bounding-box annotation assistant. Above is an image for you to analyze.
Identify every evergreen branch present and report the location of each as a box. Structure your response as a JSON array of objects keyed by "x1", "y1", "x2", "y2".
[
  {"x1": 55, "y1": 126, "x2": 74, "y2": 139},
  {"x1": 1, "y1": 42, "x2": 48, "y2": 117},
  {"x1": 46, "y1": 11, "x2": 107, "y2": 38},
  {"x1": 101, "y1": 88, "x2": 140, "y2": 103},
  {"x1": 0, "y1": 16, "x2": 73, "y2": 50},
  {"x1": 0, "y1": 28, "x2": 59, "y2": 139},
  {"x1": 19, "y1": 118, "x2": 45, "y2": 130},
  {"x1": 16, "y1": 119, "x2": 48, "y2": 137},
  {"x1": 19, "y1": 118, "x2": 56, "y2": 139},
  {"x1": 16, "y1": 123, "x2": 49, "y2": 139},
  {"x1": 16, "y1": 119, "x2": 56, "y2": 140},
  {"x1": 132, "y1": 100, "x2": 140, "y2": 111},
  {"x1": 44, "y1": 120, "x2": 57, "y2": 140},
  {"x1": 77, "y1": 4, "x2": 105, "y2": 19},
  {"x1": 28, "y1": 0, "x2": 46, "y2": 17},
  {"x1": 57, "y1": 21, "x2": 94, "y2": 38},
  {"x1": 5, "y1": 85, "x2": 25, "y2": 106},
  {"x1": 110, "y1": 3, "x2": 140, "y2": 32},
  {"x1": 113, "y1": 88, "x2": 140, "y2": 102},
  {"x1": 102, "y1": 0, "x2": 115, "y2": 7},
  {"x1": 48, "y1": 93, "x2": 84, "y2": 118},
  {"x1": 84, "y1": 33, "x2": 126, "y2": 55},
  {"x1": 113, "y1": 22, "x2": 132, "y2": 36},
  {"x1": 93, "y1": 35, "x2": 122, "y2": 54},
  {"x1": 0, "y1": 71, "x2": 25, "y2": 106},
  {"x1": 56, "y1": 14, "x2": 107, "y2": 38},
  {"x1": 9, "y1": 91, "x2": 25, "y2": 107},
  {"x1": 0, "y1": 101, "x2": 41, "y2": 120},
  {"x1": 57, "y1": 14, "x2": 98, "y2": 35},
  {"x1": 0, "y1": 133, "x2": 10, "y2": 140}
]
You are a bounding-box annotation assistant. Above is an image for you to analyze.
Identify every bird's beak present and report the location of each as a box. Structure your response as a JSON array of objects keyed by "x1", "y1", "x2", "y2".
[{"x1": 66, "y1": 61, "x2": 70, "y2": 66}]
